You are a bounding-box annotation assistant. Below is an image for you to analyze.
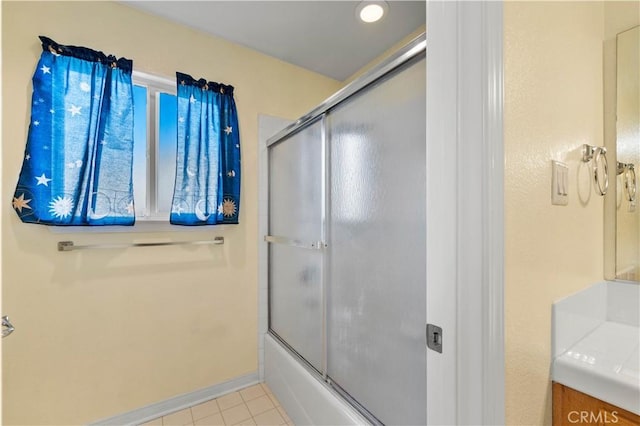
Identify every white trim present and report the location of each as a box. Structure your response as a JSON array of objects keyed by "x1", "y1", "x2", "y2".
[
  {"x1": 426, "y1": 1, "x2": 504, "y2": 424},
  {"x1": 132, "y1": 70, "x2": 176, "y2": 95},
  {"x1": 455, "y1": 2, "x2": 505, "y2": 424},
  {"x1": 480, "y1": 3, "x2": 506, "y2": 424},
  {"x1": 426, "y1": 1, "x2": 459, "y2": 424},
  {"x1": 89, "y1": 372, "x2": 259, "y2": 426}
]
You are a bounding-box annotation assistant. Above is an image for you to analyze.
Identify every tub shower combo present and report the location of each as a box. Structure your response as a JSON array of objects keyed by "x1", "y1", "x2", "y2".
[{"x1": 263, "y1": 35, "x2": 427, "y2": 425}]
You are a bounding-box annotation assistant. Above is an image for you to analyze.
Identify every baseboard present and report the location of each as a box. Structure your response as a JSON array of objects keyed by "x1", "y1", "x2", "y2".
[{"x1": 90, "y1": 372, "x2": 260, "y2": 426}]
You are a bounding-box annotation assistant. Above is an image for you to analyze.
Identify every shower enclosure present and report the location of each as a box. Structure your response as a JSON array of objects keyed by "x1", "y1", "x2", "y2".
[{"x1": 265, "y1": 35, "x2": 426, "y2": 425}]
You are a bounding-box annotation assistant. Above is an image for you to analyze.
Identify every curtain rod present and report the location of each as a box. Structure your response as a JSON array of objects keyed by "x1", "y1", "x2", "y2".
[{"x1": 57, "y1": 236, "x2": 224, "y2": 252}]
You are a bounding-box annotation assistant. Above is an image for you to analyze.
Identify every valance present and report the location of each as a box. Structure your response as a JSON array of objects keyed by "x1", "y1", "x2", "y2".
[{"x1": 39, "y1": 36, "x2": 132, "y2": 72}]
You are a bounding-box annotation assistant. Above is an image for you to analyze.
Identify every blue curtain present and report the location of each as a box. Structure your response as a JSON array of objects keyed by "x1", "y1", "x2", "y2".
[
  {"x1": 170, "y1": 72, "x2": 241, "y2": 225},
  {"x1": 12, "y1": 36, "x2": 135, "y2": 226}
]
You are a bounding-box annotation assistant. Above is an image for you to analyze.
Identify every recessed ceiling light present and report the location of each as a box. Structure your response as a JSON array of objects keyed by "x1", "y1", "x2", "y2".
[{"x1": 356, "y1": 1, "x2": 389, "y2": 23}]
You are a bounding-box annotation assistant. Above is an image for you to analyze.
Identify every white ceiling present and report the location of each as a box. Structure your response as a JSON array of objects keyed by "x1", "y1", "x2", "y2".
[{"x1": 121, "y1": 1, "x2": 426, "y2": 81}]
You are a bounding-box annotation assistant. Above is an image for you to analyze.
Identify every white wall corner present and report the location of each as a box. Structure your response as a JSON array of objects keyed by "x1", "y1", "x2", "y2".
[
  {"x1": 479, "y1": 2, "x2": 506, "y2": 425},
  {"x1": 458, "y1": 1, "x2": 505, "y2": 424},
  {"x1": 426, "y1": 1, "x2": 505, "y2": 425},
  {"x1": 426, "y1": 2, "x2": 460, "y2": 424}
]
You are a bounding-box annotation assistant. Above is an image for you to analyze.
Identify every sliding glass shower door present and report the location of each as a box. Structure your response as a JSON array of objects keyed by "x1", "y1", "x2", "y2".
[
  {"x1": 268, "y1": 119, "x2": 324, "y2": 372},
  {"x1": 267, "y1": 44, "x2": 426, "y2": 425},
  {"x1": 327, "y1": 57, "x2": 426, "y2": 426}
]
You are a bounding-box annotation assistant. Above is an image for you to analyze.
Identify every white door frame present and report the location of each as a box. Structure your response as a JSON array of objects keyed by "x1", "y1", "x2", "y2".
[{"x1": 426, "y1": 2, "x2": 505, "y2": 424}]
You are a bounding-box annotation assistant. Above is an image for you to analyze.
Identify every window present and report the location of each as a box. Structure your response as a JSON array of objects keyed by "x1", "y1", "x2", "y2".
[
  {"x1": 31, "y1": 63, "x2": 241, "y2": 232},
  {"x1": 18, "y1": 36, "x2": 240, "y2": 231},
  {"x1": 126, "y1": 70, "x2": 243, "y2": 226},
  {"x1": 132, "y1": 71, "x2": 177, "y2": 221}
]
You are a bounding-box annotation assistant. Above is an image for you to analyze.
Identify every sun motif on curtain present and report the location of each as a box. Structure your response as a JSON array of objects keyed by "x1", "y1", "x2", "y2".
[{"x1": 220, "y1": 199, "x2": 237, "y2": 217}]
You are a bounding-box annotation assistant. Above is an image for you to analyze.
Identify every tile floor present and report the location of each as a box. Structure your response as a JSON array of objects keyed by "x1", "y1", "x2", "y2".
[{"x1": 139, "y1": 383, "x2": 293, "y2": 426}]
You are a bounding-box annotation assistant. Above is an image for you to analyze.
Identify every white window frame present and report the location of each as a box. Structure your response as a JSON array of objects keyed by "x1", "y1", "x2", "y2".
[{"x1": 131, "y1": 70, "x2": 177, "y2": 222}]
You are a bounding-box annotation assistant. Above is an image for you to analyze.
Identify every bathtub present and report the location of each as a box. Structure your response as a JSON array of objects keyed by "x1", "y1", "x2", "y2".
[{"x1": 264, "y1": 334, "x2": 370, "y2": 425}]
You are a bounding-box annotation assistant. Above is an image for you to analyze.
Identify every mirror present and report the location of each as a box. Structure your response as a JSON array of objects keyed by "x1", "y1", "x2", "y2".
[{"x1": 615, "y1": 26, "x2": 639, "y2": 281}]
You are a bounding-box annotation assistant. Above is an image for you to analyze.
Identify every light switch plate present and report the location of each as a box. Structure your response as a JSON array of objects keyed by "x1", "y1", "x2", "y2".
[{"x1": 552, "y1": 160, "x2": 569, "y2": 206}]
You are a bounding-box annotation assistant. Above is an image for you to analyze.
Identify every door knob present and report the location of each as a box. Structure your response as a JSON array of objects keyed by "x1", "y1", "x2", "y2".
[{"x1": 2, "y1": 316, "x2": 15, "y2": 338}]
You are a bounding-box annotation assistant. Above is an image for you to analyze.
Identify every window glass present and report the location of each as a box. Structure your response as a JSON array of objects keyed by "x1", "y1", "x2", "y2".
[
  {"x1": 157, "y1": 92, "x2": 177, "y2": 214},
  {"x1": 132, "y1": 82, "x2": 176, "y2": 220},
  {"x1": 133, "y1": 84, "x2": 148, "y2": 216}
]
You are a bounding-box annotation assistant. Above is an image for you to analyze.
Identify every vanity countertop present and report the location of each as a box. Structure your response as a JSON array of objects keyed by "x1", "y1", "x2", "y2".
[{"x1": 552, "y1": 281, "x2": 640, "y2": 415}]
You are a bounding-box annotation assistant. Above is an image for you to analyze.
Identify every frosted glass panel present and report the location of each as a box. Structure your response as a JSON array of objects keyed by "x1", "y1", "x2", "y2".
[
  {"x1": 327, "y1": 57, "x2": 426, "y2": 425},
  {"x1": 269, "y1": 121, "x2": 323, "y2": 241},
  {"x1": 269, "y1": 244, "x2": 323, "y2": 371},
  {"x1": 268, "y1": 120, "x2": 323, "y2": 371}
]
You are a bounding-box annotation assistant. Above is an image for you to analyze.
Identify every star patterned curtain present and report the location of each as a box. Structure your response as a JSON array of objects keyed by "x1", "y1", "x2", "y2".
[
  {"x1": 170, "y1": 72, "x2": 241, "y2": 225},
  {"x1": 12, "y1": 36, "x2": 135, "y2": 226}
]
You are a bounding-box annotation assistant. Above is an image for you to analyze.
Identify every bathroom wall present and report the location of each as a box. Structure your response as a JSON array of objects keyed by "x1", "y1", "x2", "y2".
[
  {"x1": 1, "y1": 1, "x2": 341, "y2": 424},
  {"x1": 504, "y1": 2, "x2": 606, "y2": 424}
]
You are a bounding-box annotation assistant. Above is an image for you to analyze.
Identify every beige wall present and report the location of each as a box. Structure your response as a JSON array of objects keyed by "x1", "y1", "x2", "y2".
[
  {"x1": 1, "y1": 1, "x2": 340, "y2": 424},
  {"x1": 504, "y1": 2, "x2": 606, "y2": 424}
]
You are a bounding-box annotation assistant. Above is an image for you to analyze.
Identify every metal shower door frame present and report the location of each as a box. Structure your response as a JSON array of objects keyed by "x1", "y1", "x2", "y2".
[{"x1": 265, "y1": 33, "x2": 427, "y2": 425}]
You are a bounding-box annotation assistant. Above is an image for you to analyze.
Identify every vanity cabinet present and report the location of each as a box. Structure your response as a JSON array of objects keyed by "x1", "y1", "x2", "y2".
[{"x1": 553, "y1": 382, "x2": 640, "y2": 426}]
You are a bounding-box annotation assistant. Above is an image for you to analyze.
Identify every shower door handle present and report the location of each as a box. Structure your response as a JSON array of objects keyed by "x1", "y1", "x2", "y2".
[
  {"x1": 264, "y1": 235, "x2": 326, "y2": 250},
  {"x1": 2, "y1": 315, "x2": 15, "y2": 338},
  {"x1": 426, "y1": 323, "x2": 442, "y2": 353}
]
